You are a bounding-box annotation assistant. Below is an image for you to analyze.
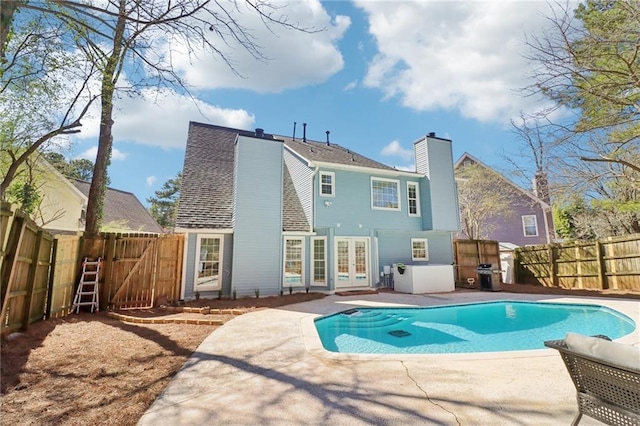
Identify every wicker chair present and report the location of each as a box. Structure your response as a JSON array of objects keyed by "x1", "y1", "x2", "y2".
[{"x1": 544, "y1": 336, "x2": 640, "y2": 426}]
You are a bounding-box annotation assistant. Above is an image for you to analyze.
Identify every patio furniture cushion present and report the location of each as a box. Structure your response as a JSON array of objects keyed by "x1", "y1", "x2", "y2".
[{"x1": 565, "y1": 332, "x2": 640, "y2": 370}]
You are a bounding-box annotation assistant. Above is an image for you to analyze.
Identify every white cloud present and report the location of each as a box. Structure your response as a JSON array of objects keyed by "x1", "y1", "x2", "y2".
[
  {"x1": 77, "y1": 146, "x2": 127, "y2": 161},
  {"x1": 146, "y1": 176, "x2": 157, "y2": 187},
  {"x1": 343, "y1": 80, "x2": 358, "y2": 91},
  {"x1": 75, "y1": 87, "x2": 255, "y2": 149},
  {"x1": 356, "y1": 1, "x2": 563, "y2": 124},
  {"x1": 381, "y1": 140, "x2": 413, "y2": 161},
  {"x1": 168, "y1": 1, "x2": 350, "y2": 92}
]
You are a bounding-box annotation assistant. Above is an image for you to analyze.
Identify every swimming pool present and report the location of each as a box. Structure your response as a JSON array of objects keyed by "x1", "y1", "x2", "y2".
[{"x1": 314, "y1": 301, "x2": 636, "y2": 354}]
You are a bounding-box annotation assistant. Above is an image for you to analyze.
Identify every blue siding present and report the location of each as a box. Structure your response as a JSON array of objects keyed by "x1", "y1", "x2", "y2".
[
  {"x1": 415, "y1": 136, "x2": 459, "y2": 232},
  {"x1": 377, "y1": 230, "x2": 454, "y2": 276},
  {"x1": 314, "y1": 168, "x2": 428, "y2": 232},
  {"x1": 231, "y1": 135, "x2": 284, "y2": 297}
]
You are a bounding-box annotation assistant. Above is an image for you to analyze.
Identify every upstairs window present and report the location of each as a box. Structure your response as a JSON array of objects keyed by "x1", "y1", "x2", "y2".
[
  {"x1": 407, "y1": 182, "x2": 420, "y2": 216},
  {"x1": 371, "y1": 177, "x2": 400, "y2": 210},
  {"x1": 411, "y1": 238, "x2": 429, "y2": 261},
  {"x1": 320, "y1": 171, "x2": 335, "y2": 197},
  {"x1": 522, "y1": 215, "x2": 539, "y2": 236}
]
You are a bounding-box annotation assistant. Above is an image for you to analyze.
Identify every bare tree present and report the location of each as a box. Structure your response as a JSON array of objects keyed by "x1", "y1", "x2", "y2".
[
  {"x1": 523, "y1": 0, "x2": 640, "y2": 237},
  {"x1": 455, "y1": 162, "x2": 517, "y2": 240},
  {"x1": 5, "y1": 0, "x2": 315, "y2": 237}
]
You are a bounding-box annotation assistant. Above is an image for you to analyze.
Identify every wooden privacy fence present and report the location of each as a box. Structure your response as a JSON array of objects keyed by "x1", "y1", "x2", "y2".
[
  {"x1": 1, "y1": 201, "x2": 184, "y2": 336},
  {"x1": 453, "y1": 239, "x2": 500, "y2": 284},
  {"x1": 515, "y1": 233, "x2": 640, "y2": 291},
  {"x1": 1, "y1": 202, "x2": 54, "y2": 336},
  {"x1": 81, "y1": 233, "x2": 184, "y2": 309}
]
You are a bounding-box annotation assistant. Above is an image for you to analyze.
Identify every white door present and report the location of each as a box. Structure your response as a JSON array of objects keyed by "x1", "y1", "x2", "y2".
[{"x1": 335, "y1": 238, "x2": 369, "y2": 288}]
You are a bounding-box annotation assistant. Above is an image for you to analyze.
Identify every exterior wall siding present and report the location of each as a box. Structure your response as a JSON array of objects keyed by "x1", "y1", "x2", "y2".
[
  {"x1": 283, "y1": 149, "x2": 313, "y2": 229},
  {"x1": 314, "y1": 168, "x2": 428, "y2": 232},
  {"x1": 376, "y1": 230, "x2": 454, "y2": 278},
  {"x1": 415, "y1": 136, "x2": 459, "y2": 232},
  {"x1": 231, "y1": 135, "x2": 284, "y2": 297},
  {"x1": 472, "y1": 194, "x2": 550, "y2": 246}
]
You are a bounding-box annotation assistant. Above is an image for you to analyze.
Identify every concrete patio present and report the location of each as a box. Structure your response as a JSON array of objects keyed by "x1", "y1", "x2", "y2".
[{"x1": 138, "y1": 291, "x2": 639, "y2": 425}]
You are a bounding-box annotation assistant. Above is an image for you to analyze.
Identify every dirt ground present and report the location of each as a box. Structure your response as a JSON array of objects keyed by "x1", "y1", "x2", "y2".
[
  {"x1": 1, "y1": 286, "x2": 637, "y2": 425},
  {"x1": 0, "y1": 292, "x2": 325, "y2": 426}
]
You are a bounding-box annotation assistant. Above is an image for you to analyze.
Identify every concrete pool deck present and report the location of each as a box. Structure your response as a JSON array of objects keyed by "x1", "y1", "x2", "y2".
[{"x1": 138, "y1": 291, "x2": 639, "y2": 425}]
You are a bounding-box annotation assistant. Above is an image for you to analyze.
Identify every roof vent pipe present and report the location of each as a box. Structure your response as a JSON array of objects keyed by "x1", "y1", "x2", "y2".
[
  {"x1": 303, "y1": 123, "x2": 307, "y2": 143},
  {"x1": 255, "y1": 128, "x2": 264, "y2": 138},
  {"x1": 428, "y1": 132, "x2": 436, "y2": 138},
  {"x1": 326, "y1": 130, "x2": 330, "y2": 146},
  {"x1": 292, "y1": 122, "x2": 296, "y2": 141}
]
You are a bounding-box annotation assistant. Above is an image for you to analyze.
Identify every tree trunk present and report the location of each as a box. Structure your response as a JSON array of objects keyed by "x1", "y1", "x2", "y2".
[{"x1": 83, "y1": 0, "x2": 127, "y2": 238}]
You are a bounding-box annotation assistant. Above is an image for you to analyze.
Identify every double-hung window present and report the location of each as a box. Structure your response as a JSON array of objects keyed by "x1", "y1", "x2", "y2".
[
  {"x1": 319, "y1": 172, "x2": 335, "y2": 197},
  {"x1": 411, "y1": 238, "x2": 429, "y2": 261},
  {"x1": 371, "y1": 177, "x2": 400, "y2": 210},
  {"x1": 522, "y1": 215, "x2": 539, "y2": 237},
  {"x1": 407, "y1": 182, "x2": 420, "y2": 216}
]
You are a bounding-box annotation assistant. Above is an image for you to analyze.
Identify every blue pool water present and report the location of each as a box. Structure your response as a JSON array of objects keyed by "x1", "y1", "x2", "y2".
[{"x1": 314, "y1": 301, "x2": 636, "y2": 354}]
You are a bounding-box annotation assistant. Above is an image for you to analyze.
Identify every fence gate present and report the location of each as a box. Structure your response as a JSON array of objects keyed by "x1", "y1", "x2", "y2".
[
  {"x1": 453, "y1": 239, "x2": 500, "y2": 284},
  {"x1": 82, "y1": 233, "x2": 184, "y2": 310}
]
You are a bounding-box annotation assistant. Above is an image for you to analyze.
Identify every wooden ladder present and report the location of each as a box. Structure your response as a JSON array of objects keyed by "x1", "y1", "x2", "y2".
[{"x1": 72, "y1": 257, "x2": 102, "y2": 313}]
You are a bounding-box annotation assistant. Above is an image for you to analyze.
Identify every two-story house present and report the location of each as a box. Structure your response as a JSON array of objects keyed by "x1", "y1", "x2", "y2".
[
  {"x1": 175, "y1": 122, "x2": 460, "y2": 298},
  {"x1": 454, "y1": 152, "x2": 555, "y2": 246}
]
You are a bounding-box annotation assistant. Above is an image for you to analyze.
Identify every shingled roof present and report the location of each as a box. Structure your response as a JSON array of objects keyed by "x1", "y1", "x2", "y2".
[
  {"x1": 279, "y1": 135, "x2": 396, "y2": 171},
  {"x1": 72, "y1": 180, "x2": 164, "y2": 233},
  {"x1": 176, "y1": 122, "x2": 400, "y2": 231}
]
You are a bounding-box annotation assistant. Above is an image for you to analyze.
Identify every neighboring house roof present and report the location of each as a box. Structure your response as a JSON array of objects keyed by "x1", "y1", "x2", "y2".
[
  {"x1": 454, "y1": 152, "x2": 550, "y2": 209},
  {"x1": 72, "y1": 179, "x2": 164, "y2": 233},
  {"x1": 176, "y1": 121, "x2": 395, "y2": 231}
]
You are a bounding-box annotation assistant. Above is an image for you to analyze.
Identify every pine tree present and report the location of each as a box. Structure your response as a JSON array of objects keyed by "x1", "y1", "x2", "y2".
[{"x1": 147, "y1": 172, "x2": 181, "y2": 230}]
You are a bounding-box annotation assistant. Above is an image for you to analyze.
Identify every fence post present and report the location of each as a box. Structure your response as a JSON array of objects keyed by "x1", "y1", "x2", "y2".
[
  {"x1": 548, "y1": 245, "x2": 558, "y2": 287},
  {"x1": 101, "y1": 233, "x2": 116, "y2": 309},
  {"x1": 45, "y1": 238, "x2": 60, "y2": 318},
  {"x1": 21, "y1": 229, "x2": 44, "y2": 330},
  {"x1": 595, "y1": 240, "x2": 608, "y2": 290}
]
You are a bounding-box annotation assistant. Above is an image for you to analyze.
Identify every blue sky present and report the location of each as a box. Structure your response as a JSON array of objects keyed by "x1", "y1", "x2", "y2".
[{"x1": 65, "y1": 1, "x2": 562, "y2": 207}]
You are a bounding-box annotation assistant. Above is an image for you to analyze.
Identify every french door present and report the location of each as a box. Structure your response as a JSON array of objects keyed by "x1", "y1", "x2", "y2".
[{"x1": 335, "y1": 238, "x2": 369, "y2": 288}]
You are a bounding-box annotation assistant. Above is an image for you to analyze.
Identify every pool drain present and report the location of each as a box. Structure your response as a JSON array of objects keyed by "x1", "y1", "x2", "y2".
[{"x1": 388, "y1": 330, "x2": 411, "y2": 337}]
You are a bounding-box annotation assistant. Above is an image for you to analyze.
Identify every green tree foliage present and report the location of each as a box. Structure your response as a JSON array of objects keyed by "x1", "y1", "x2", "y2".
[
  {"x1": 525, "y1": 0, "x2": 640, "y2": 237},
  {"x1": 147, "y1": 172, "x2": 181, "y2": 230},
  {"x1": 1, "y1": 9, "x2": 97, "y2": 200},
  {"x1": 2, "y1": 1, "x2": 313, "y2": 238}
]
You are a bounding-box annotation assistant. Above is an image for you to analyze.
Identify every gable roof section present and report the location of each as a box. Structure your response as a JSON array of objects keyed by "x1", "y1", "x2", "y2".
[
  {"x1": 72, "y1": 180, "x2": 164, "y2": 233},
  {"x1": 279, "y1": 135, "x2": 397, "y2": 172},
  {"x1": 454, "y1": 152, "x2": 550, "y2": 209},
  {"x1": 178, "y1": 121, "x2": 398, "y2": 231}
]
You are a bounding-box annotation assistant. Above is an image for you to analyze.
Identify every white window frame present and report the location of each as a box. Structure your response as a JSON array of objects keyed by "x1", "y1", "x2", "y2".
[
  {"x1": 311, "y1": 236, "x2": 327, "y2": 286},
  {"x1": 283, "y1": 237, "x2": 305, "y2": 287},
  {"x1": 407, "y1": 182, "x2": 421, "y2": 217},
  {"x1": 319, "y1": 171, "x2": 335, "y2": 197},
  {"x1": 194, "y1": 234, "x2": 223, "y2": 292},
  {"x1": 411, "y1": 238, "x2": 429, "y2": 261},
  {"x1": 371, "y1": 177, "x2": 401, "y2": 211},
  {"x1": 522, "y1": 215, "x2": 539, "y2": 237}
]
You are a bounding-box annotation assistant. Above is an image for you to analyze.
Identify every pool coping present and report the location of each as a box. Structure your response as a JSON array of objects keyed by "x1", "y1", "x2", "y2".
[{"x1": 300, "y1": 293, "x2": 640, "y2": 362}]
